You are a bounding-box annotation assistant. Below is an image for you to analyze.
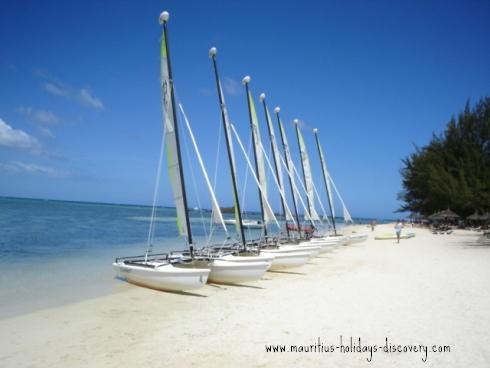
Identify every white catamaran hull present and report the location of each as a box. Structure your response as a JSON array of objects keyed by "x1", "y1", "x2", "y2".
[
  {"x1": 262, "y1": 251, "x2": 311, "y2": 270},
  {"x1": 113, "y1": 262, "x2": 210, "y2": 291},
  {"x1": 207, "y1": 260, "x2": 269, "y2": 284},
  {"x1": 220, "y1": 254, "x2": 274, "y2": 267},
  {"x1": 309, "y1": 236, "x2": 348, "y2": 245},
  {"x1": 287, "y1": 243, "x2": 323, "y2": 256},
  {"x1": 303, "y1": 241, "x2": 335, "y2": 253},
  {"x1": 260, "y1": 245, "x2": 318, "y2": 257}
]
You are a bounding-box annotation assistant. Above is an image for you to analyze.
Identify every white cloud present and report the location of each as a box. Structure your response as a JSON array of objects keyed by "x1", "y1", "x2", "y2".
[
  {"x1": 44, "y1": 82, "x2": 69, "y2": 97},
  {"x1": 222, "y1": 77, "x2": 241, "y2": 96},
  {"x1": 0, "y1": 161, "x2": 66, "y2": 178},
  {"x1": 17, "y1": 106, "x2": 60, "y2": 125},
  {"x1": 0, "y1": 118, "x2": 41, "y2": 153},
  {"x1": 79, "y1": 89, "x2": 104, "y2": 110},
  {"x1": 42, "y1": 79, "x2": 104, "y2": 110}
]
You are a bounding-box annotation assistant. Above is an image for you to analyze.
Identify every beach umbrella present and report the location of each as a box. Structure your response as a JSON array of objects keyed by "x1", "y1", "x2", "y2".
[
  {"x1": 437, "y1": 209, "x2": 460, "y2": 219},
  {"x1": 480, "y1": 212, "x2": 490, "y2": 221},
  {"x1": 467, "y1": 212, "x2": 481, "y2": 221},
  {"x1": 428, "y1": 211, "x2": 442, "y2": 220}
]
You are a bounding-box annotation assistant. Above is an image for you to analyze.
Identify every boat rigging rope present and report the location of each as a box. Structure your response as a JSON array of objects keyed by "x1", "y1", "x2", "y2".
[
  {"x1": 180, "y1": 112, "x2": 209, "y2": 241},
  {"x1": 239, "y1": 131, "x2": 253, "y2": 239},
  {"x1": 327, "y1": 171, "x2": 354, "y2": 225},
  {"x1": 311, "y1": 177, "x2": 331, "y2": 228},
  {"x1": 145, "y1": 109, "x2": 168, "y2": 261},
  {"x1": 209, "y1": 113, "x2": 223, "y2": 243},
  {"x1": 173, "y1": 91, "x2": 209, "y2": 243}
]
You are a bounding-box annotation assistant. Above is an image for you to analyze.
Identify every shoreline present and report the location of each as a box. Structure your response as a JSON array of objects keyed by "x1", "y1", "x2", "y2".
[
  {"x1": 0, "y1": 220, "x2": 368, "y2": 320},
  {"x1": 1, "y1": 225, "x2": 489, "y2": 367}
]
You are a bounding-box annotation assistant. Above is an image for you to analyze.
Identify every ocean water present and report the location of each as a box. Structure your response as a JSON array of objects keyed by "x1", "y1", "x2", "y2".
[
  {"x1": 0, "y1": 197, "x2": 229, "y2": 318},
  {"x1": 0, "y1": 196, "x2": 377, "y2": 318}
]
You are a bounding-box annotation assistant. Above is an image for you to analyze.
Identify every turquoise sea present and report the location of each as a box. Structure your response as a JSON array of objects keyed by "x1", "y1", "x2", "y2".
[{"x1": 0, "y1": 196, "x2": 379, "y2": 318}]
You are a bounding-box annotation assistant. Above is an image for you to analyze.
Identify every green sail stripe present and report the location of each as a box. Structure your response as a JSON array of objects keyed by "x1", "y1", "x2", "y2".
[
  {"x1": 248, "y1": 91, "x2": 259, "y2": 129},
  {"x1": 298, "y1": 128, "x2": 305, "y2": 148},
  {"x1": 160, "y1": 31, "x2": 167, "y2": 58},
  {"x1": 266, "y1": 109, "x2": 273, "y2": 133},
  {"x1": 165, "y1": 140, "x2": 183, "y2": 235}
]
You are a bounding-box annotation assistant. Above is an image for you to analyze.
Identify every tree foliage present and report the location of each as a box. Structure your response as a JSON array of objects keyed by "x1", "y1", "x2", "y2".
[{"x1": 398, "y1": 97, "x2": 490, "y2": 217}]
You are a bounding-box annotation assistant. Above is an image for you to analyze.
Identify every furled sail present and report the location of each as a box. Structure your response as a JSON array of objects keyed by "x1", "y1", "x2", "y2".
[
  {"x1": 296, "y1": 127, "x2": 320, "y2": 221},
  {"x1": 278, "y1": 152, "x2": 314, "y2": 223},
  {"x1": 214, "y1": 66, "x2": 242, "y2": 235},
  {"x1": 160, "y1": 27, "x2": 188, "y2": 237},
  {"x1": 259, "y1": 141, "x2": 296, "y2": 223},
  {"x1": 290, "y1": 155, "x2": 321, "y2": 224},
  {"x1": 263, "y1": 103, "x2": 294, "y2": 222},
  {"x1": 247, "y1": 90, "x2": 275, "y2": 223},
  {"x1": 230, "y1": 124, "x2": 280, "y2": 229},
  {"x1": 277, "y1": 120, "x2": 297, "y2": 221},
  {"x1": 317, "y1": 139, "x2": 335, "y2": 219}
]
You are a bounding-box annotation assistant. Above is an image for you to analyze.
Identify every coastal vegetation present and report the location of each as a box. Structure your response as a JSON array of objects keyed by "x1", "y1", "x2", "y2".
[{"x1": 398, "y1": 97, "x2": 490, "y2": 217}]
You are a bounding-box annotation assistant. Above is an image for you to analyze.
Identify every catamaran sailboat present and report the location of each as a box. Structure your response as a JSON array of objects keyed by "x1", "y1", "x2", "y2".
[{"x1": 113, "y1": 11, "x2": 211, "y2": 292}]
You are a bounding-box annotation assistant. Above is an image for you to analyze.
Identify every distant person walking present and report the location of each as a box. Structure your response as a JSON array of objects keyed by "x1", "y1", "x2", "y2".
[
  {"x1": 370, "y1": 220, "x2": 377, "y2": 231},
  {"x1": 394, "y1": 220, "x2": 403, "y2": 244}
]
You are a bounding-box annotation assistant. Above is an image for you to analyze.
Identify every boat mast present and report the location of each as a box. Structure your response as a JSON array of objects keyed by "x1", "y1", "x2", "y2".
[
  {"x1": 159, "y1": 11, "x2": 194, "y2": 251},
  {"x1": 294, "y1": 119, "x2": 315, "y2": 230},
  {"x1": 313, "y1": 128, "x2": 337, "y2": 235},
  {"x1": 208, "y1": 48, "x2": 247, "y2": 247},
  {"x1": 260, "y1": 94, "x2": 290, "y2": 239},
  {"x1": 242, "y1": 77, "x2": 267, "y2": 237},
  {"x1": 275, "y1": 108, "x2": 302, "y2": 238}
]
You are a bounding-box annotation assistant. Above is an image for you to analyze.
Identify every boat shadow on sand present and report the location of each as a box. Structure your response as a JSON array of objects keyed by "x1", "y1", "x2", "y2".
[
  {"x1": 267, "y1": 270, "x2": 306, "y2": 275},
  {"x1": 207, "y1": 283, "x2": 264, "y2": 290},
  {"x1": 460, "y1": 241, "x2": 490, "y2": 248}
]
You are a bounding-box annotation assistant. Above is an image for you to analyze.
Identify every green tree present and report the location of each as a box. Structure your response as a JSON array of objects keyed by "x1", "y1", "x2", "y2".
[{"x1": 398, "y1": 97, "x2": 490, "y2": 217}]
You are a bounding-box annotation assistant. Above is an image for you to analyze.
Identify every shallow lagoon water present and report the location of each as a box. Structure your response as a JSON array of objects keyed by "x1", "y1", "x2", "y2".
[{"x1": 0, "y1": 197, "x2": 376, "y2": 318}]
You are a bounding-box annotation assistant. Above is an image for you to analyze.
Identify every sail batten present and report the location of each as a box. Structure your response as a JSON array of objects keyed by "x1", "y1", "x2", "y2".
[{"x1": 314, "y1": 129, "x2": 337, "y2": 234}]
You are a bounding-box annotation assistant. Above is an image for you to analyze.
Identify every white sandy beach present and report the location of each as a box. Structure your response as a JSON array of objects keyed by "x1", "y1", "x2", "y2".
[{"x1": 1, "y1": 224, "x2": 489, "y2": 367}]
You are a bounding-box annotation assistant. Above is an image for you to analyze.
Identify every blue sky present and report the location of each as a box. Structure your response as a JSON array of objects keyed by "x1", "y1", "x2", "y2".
[{"x1": 0, "y1": 0, "x2": 489, "y2": 219}]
